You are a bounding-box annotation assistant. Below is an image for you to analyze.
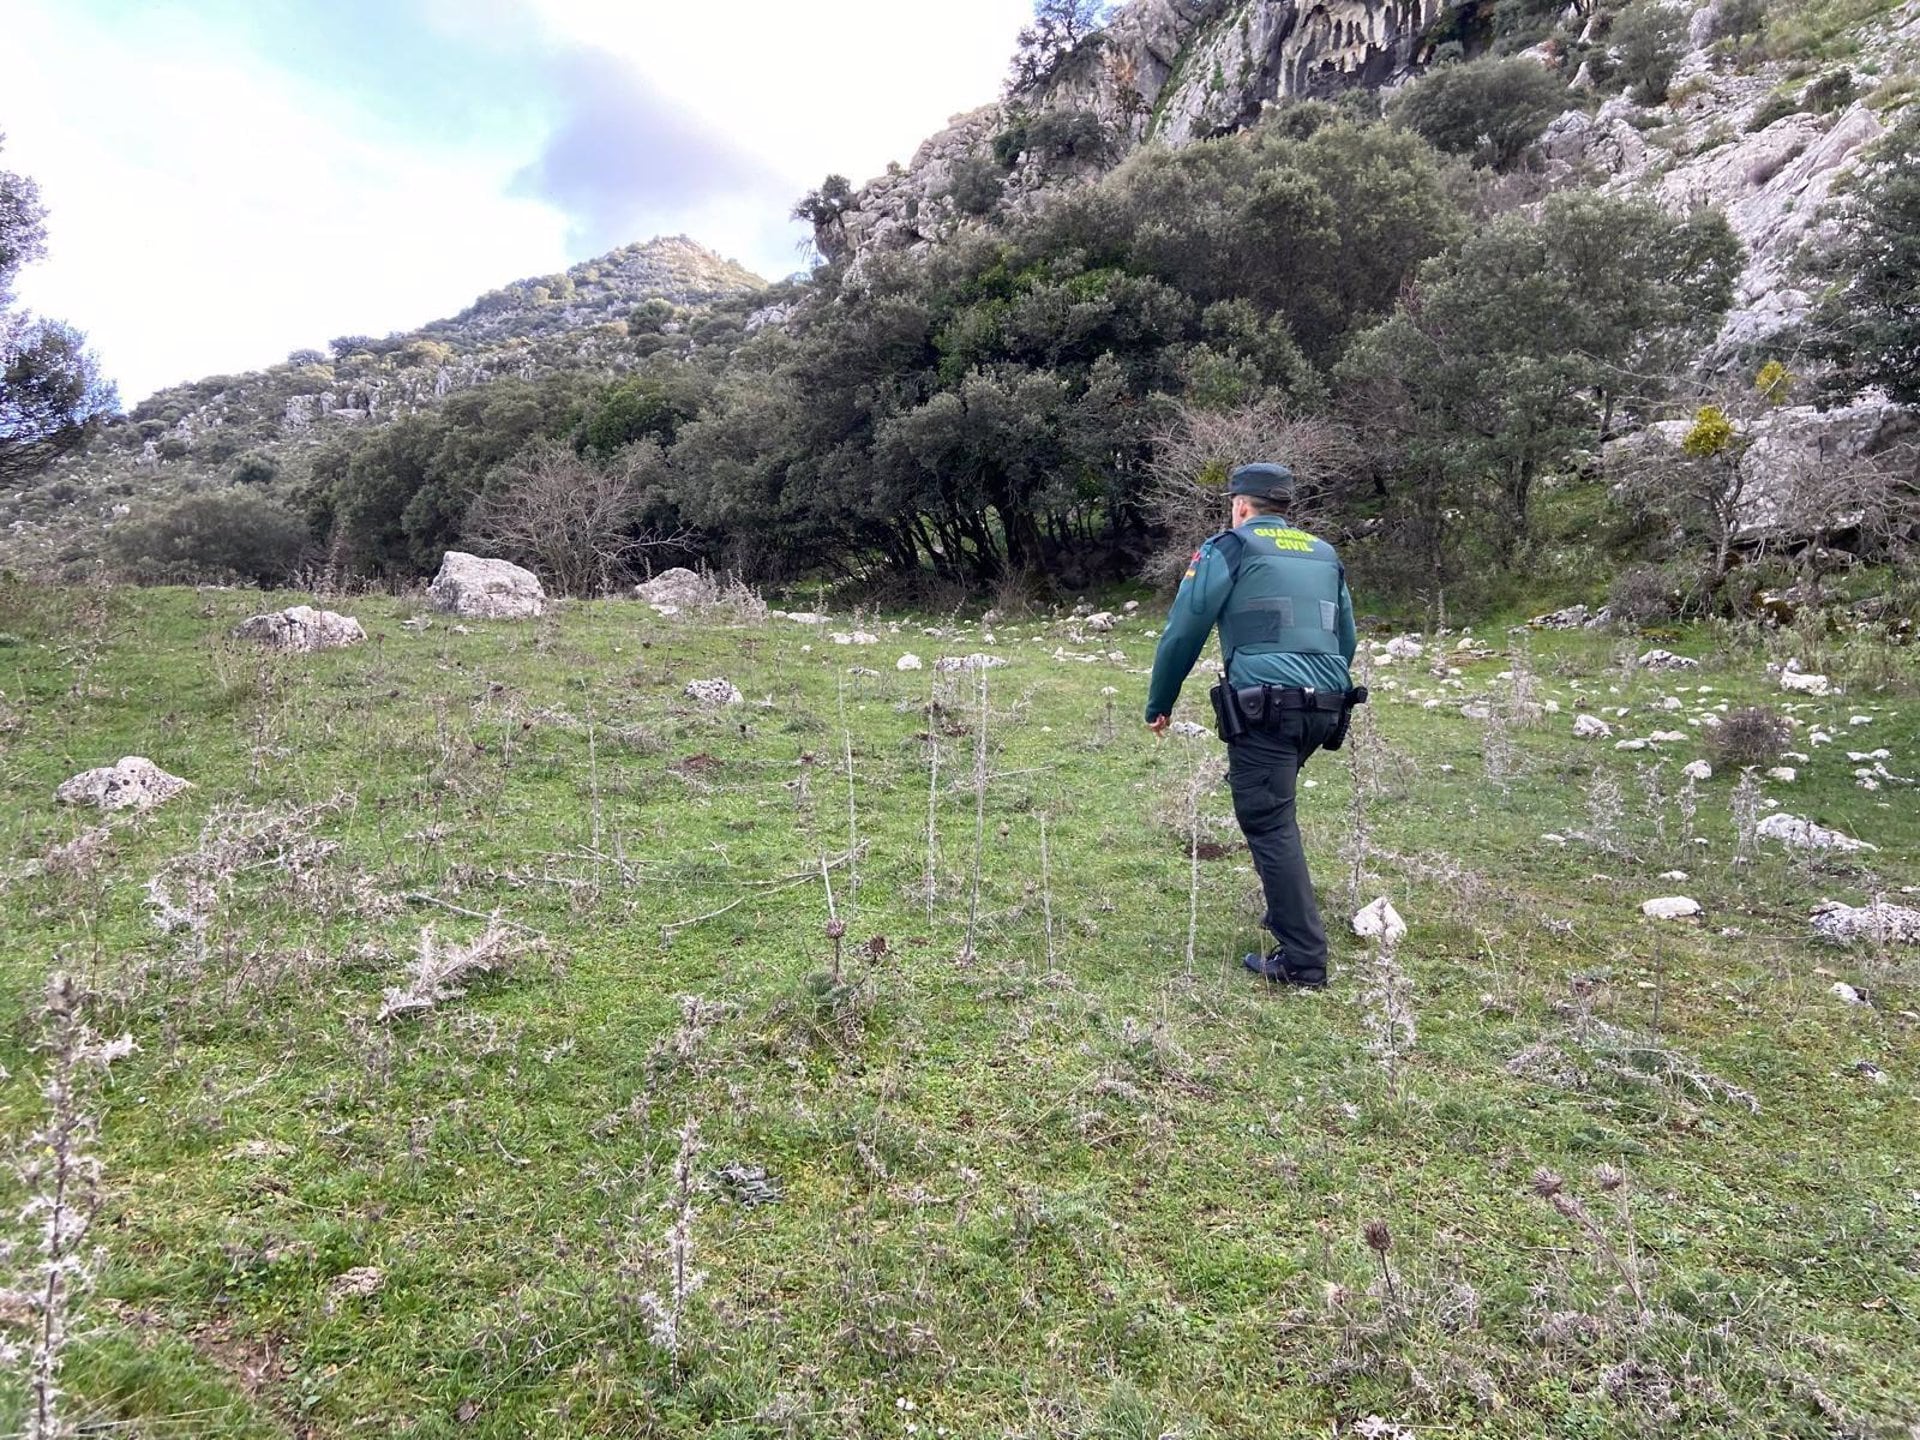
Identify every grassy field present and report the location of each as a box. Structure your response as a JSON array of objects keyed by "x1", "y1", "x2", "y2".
[{"x1": 1, "y1": 579, "x2": 1916, "y2": 1439}]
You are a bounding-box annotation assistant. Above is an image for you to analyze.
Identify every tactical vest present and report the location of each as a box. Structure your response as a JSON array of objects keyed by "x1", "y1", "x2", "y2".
[{"x1": 1213, "y1": 521, "x2": 1344, "y2": 669}]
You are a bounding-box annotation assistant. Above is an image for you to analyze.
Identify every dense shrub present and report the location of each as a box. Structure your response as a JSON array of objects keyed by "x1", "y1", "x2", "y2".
[
  {"x1": 944, "y1": 155, "x2": 1007, "y2": 216},
  {"x1": 1804, "y1": 69, "x2": 1857, "y2": 113},
  {"x1": 1389, "y1": 57, "x2": 1570, "y2": 169},
  {"x1": 1613, "y1": 3, "x2": 1689, "y2": 103},
  {"x1": 1706, "y1": 705, "x2": 1792, "y2": 767},
  {"x1": 1608, "y1": 562, "x2": 1687, "y2": 624},
  {"x1": 112, "y1": 490, "x2": 311, "y2": 585},
  {"x1": 230, "y1": 451, "x2": 279, "y2": 486}
]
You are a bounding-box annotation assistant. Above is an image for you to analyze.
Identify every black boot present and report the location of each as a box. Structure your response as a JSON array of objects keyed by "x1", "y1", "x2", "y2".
[{"x1": 1241, "y1": 947, "x2": 1327, "y2": 989}]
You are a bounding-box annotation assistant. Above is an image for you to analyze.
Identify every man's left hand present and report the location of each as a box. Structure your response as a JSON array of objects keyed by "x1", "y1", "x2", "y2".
[{"x1": 1146, "y1": 715, "x2": 1170, "y2": 737}]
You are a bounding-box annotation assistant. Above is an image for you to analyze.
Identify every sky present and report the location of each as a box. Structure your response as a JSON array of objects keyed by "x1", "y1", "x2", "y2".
[{"x1": 3, "y1": 0, "x2": 1035, "y2": 403}]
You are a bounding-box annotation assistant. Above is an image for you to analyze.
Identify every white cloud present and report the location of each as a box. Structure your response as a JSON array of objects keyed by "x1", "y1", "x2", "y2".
[
  {"x1": 8, "y1": 4, "x2": 567, "y2": 402},
  {"x1": 7, "y1": 0, "x2": 1035, "y2": 403}
]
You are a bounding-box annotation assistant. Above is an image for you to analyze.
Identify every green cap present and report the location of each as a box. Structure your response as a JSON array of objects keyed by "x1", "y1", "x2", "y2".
[{"x1": 1227, "y1": 462, "x2": 1295, "y2": 500}]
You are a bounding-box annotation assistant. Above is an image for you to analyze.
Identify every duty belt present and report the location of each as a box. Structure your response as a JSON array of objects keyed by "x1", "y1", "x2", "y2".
[{"x1": 1232, "y1": 684, "x2": 1348, "y2": 720}]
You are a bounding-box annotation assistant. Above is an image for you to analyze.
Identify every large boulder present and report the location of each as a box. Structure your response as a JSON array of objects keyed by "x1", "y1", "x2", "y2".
[
  {"x1": 427, "y1": 552, "x2": 548, "y2": 620},
  {"x1": 56, "y1": 757, "x2": 190, "y2": 812},
  {"x1": 634, "y1": 568, "x2": 713, "y2": 607},
  {"x1": 232, "y1": 605, "x2": 366, "y2": 652}
]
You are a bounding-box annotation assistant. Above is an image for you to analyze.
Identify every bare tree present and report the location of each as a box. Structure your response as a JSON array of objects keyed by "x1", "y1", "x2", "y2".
[
  {"x1": 465, "y1": 440, "x2": 686, "y2": 597},
  {"x1": 1142, "y1": 399, "x2": 1361, "y2": 585}
]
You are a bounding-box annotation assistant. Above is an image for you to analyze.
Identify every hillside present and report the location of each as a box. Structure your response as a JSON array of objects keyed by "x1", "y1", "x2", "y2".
[
  {"x1": 1, "y1": 584, "x2": 1916, "y2": 1434},
  {"x1": 0, "y1": 237, "x2": 766, "y2": 576}
]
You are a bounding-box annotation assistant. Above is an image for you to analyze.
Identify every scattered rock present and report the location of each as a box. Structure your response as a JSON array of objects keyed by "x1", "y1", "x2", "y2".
[
  {"x1": 1531, "y1": 603, "x2": 1611, "y2": 630},
  {"x1": 1648, "y1": 730, "x2": 1689, "y2": 744},
  {"x1": 779, "y1": 611, "x2": 828, "y2": 625},
  {"x1": 1352, "y1": 898, "x2": 1408, "y2": 946},
  {"x1": 896, "y1": 654, "x2": 924, "y2": 672},
  {"x1": 632, "y1": 567, "x2": 712, "y2": 607},
  {"x1": 56, "y1": 757, "x2": 190, "y2": 812},
  {"x1": 326, "y1": 1267, "x2": 385, "y2": 1305},
  {"x1": 1638, "y1": 649, "x2": 1698, "y2": 671},
  {"x1": 934, "y1": 654, "x2": 1008, "y2": 673},
  {"x1": 1641, "y1": 896, "x2": 1704, "y2": 921},
  {"x1": 1766, "y1": 766, "x2": 1798, "y2": 783},
  {"x1": 427, "y1": 552, "x2": 548, "y2": 620},
  {"x1": 830, "y1": 631, "x2": 880, "y2": 646},
  {"x1": 683, "y1": 678, "x2": 743, "y2": 707},
  {"x1": 1616, "y1": 738, "x2": 1651, "y2": 752},
  {"x1": 1084, "y1": 612, "x2": 1117, "y2": 633},
  {"x1": 1830, "y1": 981, "x2": 1868, "y2": 1007},
  {"x1": 232, "y1": 605, "x2": 366, "y2": 652},
  {"x1": 1756, "y1": 812, "x2": 1877, "y2": 853},
  {"x1": 1573, "y1": 714, "x2": 1614, "y2": 739},
  {"x1": 1383, "y1": 635, "x2": 1424, "y2": 660},
  {"x1": 1811, "y1": 901, "x2": 1920, "y2": 946},
  {"x1": 1779, "y1": 669, "x2": 1831, "y2": 697},
  {"x1": 1682, "y1": 760, "x2": 1714, "y2": 781},
  {"x1": 1171, "y1": 720, "x2": 1209, "y2": 738}
]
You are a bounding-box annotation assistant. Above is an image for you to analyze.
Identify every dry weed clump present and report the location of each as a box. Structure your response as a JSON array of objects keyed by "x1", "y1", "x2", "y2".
[
  {"x1": 377, "y1": 917, "x2": 517, "y2": 1022},
  {"x1": 1706, "y1": 705, "x2": 1791, "y2": 768},
  {"x1": 2, "y1": 973, "x2": 136, "y2": 1440}
]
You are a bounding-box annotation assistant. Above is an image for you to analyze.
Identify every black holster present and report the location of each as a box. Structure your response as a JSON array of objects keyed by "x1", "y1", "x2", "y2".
[
  {"x1": 1208, "y1": 681, "x2": 1247, "y2": 744},
  {"x1": 1322, "y1": 685, "x2": 1370, "y2": 752}
]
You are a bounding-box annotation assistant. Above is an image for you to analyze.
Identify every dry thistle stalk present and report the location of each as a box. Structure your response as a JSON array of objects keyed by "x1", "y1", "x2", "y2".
[
  {"x1": 1359, "y1": 913, "x2": 1416, "y2": 1096},
  {"x1": 1039, "y1": 812, "x2": 1057, "y2": 973},
  {"x1": 1363, "y1": 1218, "x2": 1399, "y2": 1303},
  {"x1": 838, "y1": 679, "x2": 859, "y2": 920},
  {"x1": 1183, "y1": 752, "x2": 1209, "y2": 979},
  {"x1": 922, "y1": 676, "x2": 941, "y2": 918},
  {"x1": 4, "y1": 972, "x2": 137, "y2": 1440},
  {"x1": 377, "y1": 917, "x2": 515, "y2": 1022},
  {"x1": 963, "y1": 668, "x2": 989, "y2": 963},
  {"x1": 635, "y1": 1116, "x2": 707, "y2": 1366},
  {"x1": 1584, "y1": 767, "x2": 1625, "y2": 854},
  {"x1": 1730, "y1": 768, "x2": 1762, "y2": 860}
]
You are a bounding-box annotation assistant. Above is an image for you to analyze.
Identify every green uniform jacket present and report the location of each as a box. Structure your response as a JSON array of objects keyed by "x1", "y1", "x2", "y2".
[{"x1": 1144, "y1": 518, "x2": 1357, "y2": 723}]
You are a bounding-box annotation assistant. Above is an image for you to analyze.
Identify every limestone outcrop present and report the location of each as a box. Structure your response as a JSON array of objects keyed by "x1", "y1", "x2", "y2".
[
  {"x1": 56, "y1": 757, "x2": 191, "y2": 812},
  {"x1": 817, "y1": 0, "x2": 1460, "y2": 263},
  {"x1": 427, "y1": 553, "x2": 549, "y2": 620},
  {"x1": 232, "y1": 605, "x2": 367, "y2": 652}
]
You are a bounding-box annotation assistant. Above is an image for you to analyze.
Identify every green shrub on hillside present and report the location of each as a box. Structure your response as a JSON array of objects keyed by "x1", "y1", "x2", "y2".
[
  {"x1": 111, "y1": 490, "x2": 310, "y2": 586},
  {"x1": 1389, "y1": 57, "x2": 1571, "y2": 169},
  {"x1": 1613, "y1": 2, "x2": 1690, "y2": 102}
]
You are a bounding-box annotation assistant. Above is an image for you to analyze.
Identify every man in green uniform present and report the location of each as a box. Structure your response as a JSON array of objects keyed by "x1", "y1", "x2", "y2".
[{"x1": 1144, "y1": 462, "x2": 1358, "y2": 988}]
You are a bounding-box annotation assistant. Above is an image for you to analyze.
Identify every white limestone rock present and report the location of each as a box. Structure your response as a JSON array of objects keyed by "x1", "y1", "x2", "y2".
[
  {"x1": 895, "y1": 654, "x2": 924, "y2": 672},
  {"x1": 1084, "y1": 612, "x2": 1117, "y2": 633},
  {"x1": 1811, "y1": 901, "x2": 1920, "y2": 946},
  {"x1": 231, "y1": 605, "x2": 366, "y2": 653},
  {"x1": 1352, "y1": 898, "x2": 1408, "y2": 947},
  {"x1": 1779, "y1": 669, "x2": 1831, "y2": 697},
  {"x1": 1682, "y1": 760, "x2": 1714, "y2": 781},
  {"x1": 1641, "y1": 896, "x2": 1704, "y2": 921},
  {"x1": 683, "y1": 678, "x2": 743, "y2": 707},
  {"x1": 1756, "y1": 812, "x2": 1877, "y2": 853},
  {"x1": 633, "y1": 568, "x2": 712, "y2": 607},
  {"x1": 1573, "y1": 714, "x2": 1614, "y2": 740},
  {"x1": 934, "y1": 654, "x2": 1009, "y2": 673},
  {"x1": 56, "y1": 757, "x2": 190, "y2": 812},
  {"x1": 1638, "y1": 649, "x2": 1699, "y2": 671},
  {"x1": 427, "y1": 552, "x2": 547, "y2": 620}
]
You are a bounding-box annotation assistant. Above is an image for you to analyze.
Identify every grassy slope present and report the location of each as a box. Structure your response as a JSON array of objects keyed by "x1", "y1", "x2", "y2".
[{"x1": 0, "y1": 582, "x2": 1916, "y2": 1438}]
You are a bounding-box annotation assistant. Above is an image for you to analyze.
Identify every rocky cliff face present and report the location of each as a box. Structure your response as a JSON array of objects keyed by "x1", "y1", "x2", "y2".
[{"x1": 819, "y1": 0, "x2": 1459, "y2": 262}]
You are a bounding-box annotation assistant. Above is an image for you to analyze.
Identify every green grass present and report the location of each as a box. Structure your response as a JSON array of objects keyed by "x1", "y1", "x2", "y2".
[{"x1": 1, "y1": 581, "x2": 1917, "y2": 1438}]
